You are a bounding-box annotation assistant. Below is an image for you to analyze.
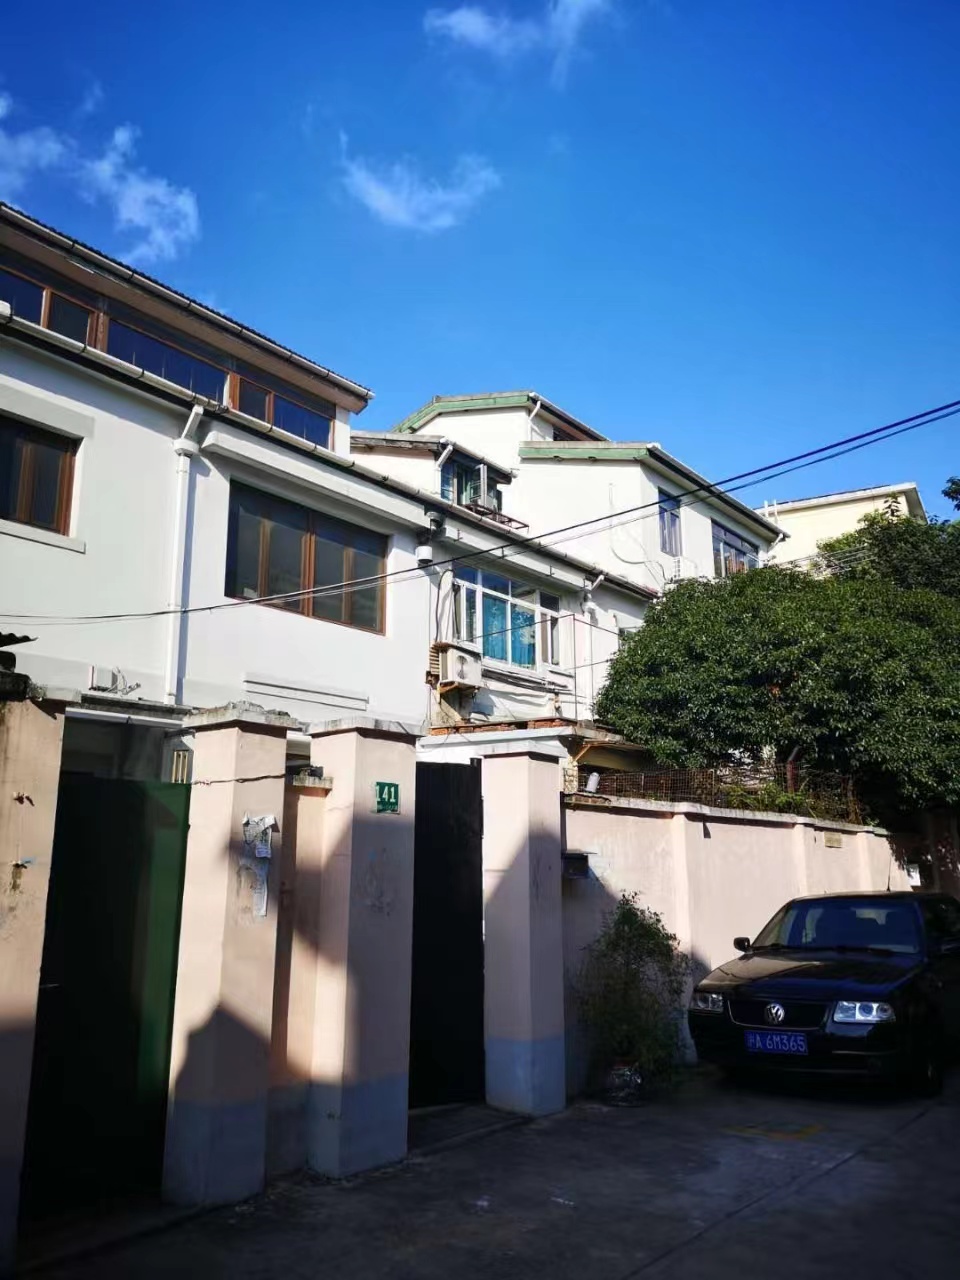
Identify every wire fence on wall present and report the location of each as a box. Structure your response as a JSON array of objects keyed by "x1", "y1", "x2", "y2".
[{"x1": 569, "y1": 763, "x2": 861, "y2": 825}]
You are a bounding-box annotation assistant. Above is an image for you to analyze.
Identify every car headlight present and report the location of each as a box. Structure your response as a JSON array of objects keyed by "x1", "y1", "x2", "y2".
[
  {"x1": 833, "y1": 1000, "x2": 896, "y2": 1024},
  {"x1": 690, "y1": 991, "x2": 724, "y2": 1014}
]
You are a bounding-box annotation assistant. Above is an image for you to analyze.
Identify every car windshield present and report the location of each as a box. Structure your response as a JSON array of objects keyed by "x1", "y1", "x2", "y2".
[{"x1": 753, "y1": 897, "x2": 921, "y2": 955}]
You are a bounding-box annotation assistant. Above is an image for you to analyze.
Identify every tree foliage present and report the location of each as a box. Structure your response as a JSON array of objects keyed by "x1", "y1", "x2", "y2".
[
  {"x1": 596, "y1": 567, "x2": 960, "y2": 820},
  {"x1": 816, "y1": 488, "x2": 960, "y2": 598},
  {"x1": 576, "y1": 893, "x2": 690, "y2": 1082}
]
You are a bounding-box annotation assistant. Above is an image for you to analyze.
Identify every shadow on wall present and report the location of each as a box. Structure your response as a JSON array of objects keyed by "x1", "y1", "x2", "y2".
[{"x1": 559, "y1": 866, "x2": 710, "y2": 1097}]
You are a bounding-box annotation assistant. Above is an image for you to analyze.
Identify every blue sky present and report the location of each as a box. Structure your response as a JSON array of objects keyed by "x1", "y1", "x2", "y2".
[{"x1": 2, "y1": 0, "x2": 958, "y2": 518}]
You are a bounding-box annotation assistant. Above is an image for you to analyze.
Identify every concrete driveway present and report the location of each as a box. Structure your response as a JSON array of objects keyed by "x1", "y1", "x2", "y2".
[{"x1": 32, "y1": 1069, "x2": 960, "y2": 1280}]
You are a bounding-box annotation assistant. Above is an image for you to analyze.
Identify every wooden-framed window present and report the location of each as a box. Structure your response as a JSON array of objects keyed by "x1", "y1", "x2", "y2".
[
  {"x1": 225, "y1": 483, "x2": 386, "y2": 633},
  {"x1": 0, "y1": 415, "x2": 77, "y2": 534},
  {"x1": 106, "y1": 320, "x2": 227, "y2": 401},
  {"x1": 712, "y1": 521, "x2": 759, "y2": 578},
  {"x1": 0, "y1": 259, "x2": 336, "y2": 434},
  {"x1": 230, "y1": 375, "x2": 331, "y2": 450}
]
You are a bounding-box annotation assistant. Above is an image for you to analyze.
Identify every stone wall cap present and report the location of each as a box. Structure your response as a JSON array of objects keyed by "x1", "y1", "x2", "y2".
[
  {"x1": 309, "y1": 715, "x2": 420, "y2": 742},
  {"x1": 185, "y1": 701, "x2": 301, "y2": 732}
]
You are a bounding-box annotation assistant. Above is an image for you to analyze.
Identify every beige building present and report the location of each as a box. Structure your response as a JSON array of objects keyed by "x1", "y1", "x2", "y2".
[{"x1": 759, "y1": 482, "x2": 926, "y2": 566}]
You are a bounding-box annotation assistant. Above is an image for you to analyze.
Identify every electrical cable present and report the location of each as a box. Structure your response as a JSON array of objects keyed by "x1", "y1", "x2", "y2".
[{"x1": 3, "y1": 397, "x2": 956, "y2": 626}]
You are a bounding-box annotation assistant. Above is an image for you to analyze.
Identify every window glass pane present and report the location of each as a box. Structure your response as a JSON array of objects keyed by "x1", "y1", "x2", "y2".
[
  {"x1": 713, "y1": 536, "x2": 724, "y2": 578},
  {"x1": 233, "y1": 501, "x2": 263, "y2": 598},
  {"x1": 483, "y1": 572, "x2": 511, "y2": 597},
  {"x1": 540, "y1": 592, "x2": 561, "y2": 613},
  {"x1": 454, "y1": 583, "x2": 477, "y2": 641},
  {"x1": 349, "y1": 546, "x2": 383, "y2": 631},
  {"x1": 659, "y1": 491, "x2": 681, "y2": 556},
  {"x1": 0, "y1": 427, "x2": 18, "y2": 521},
  {"x1": 274, "y1": 396, "x2": 330, "y2": 449},
  {"x1": 510, "y1": 603, "x2": 536, "y2": 667},
  {"x1": 0, "y1": 268, "x2": 43, "y2": 323},
  {"x1": 540, "y1": 613, "x2": 559, "y2": 664},
  {"x1": 28, "y1": 437, "x2": 65, "y2": 529},
  {"x1": 107, "y1": 321, "x2": 226, "y2": 400},
  {"x1": 0, "y1": 420, "x2": 73, "y2": 532},
  {"x1": 48, "y1": 294, "x2": 91, "y2": 343},
  {"x1": 311, "y1": 532, "x2": 346, "y2": 621},
  {"x1": 454, "y1": 564, "x2": 478, "y2": 585},
  {"x1": 239, "y1": 380, "x2": 269, "y2": 420},
  {"x1": 482, "y1": 593, "x2": 508, "y2": 661},
  {"x1": 440, "y1": 461, "x2": 455, "y2": 502},
  {"x1": 513, "y1": 581, "x2": 537, "y2": 604},
  {"x1": 265, "y1": 512, "x2": 307, "y2": 610}
]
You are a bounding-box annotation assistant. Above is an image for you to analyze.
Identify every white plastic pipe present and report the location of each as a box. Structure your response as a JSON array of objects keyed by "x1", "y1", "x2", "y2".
[{"x1": 163, "y1": 405, "x2": 203, "y2": 703}]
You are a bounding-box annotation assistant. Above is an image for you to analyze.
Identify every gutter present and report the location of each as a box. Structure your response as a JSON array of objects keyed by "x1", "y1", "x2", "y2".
[
  {"x1": 1, "y1": 313, "x2": 657, "y2": 603},
  {"x1": 0, "y1": 203, "x2": 372, "y2": 407}
]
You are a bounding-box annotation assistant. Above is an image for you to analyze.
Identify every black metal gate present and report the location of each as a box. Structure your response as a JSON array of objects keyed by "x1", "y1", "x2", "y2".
[
  {"x1": 408, "y1": 761, "x2": 485, "y2": 1109},
  {"x1": 19, "y1": 776, "x2": 190, "y2": 1221}
]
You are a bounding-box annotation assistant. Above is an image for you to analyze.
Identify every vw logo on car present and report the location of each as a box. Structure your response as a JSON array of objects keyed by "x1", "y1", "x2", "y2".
[{"x1": 764, "y1": 1002, "x2": 786, "y2": 1025}]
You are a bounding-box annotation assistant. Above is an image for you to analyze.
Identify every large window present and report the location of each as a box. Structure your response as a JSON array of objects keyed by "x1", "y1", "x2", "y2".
[
  {"x1": 0, "y1": 416, "x2": 77, "y2": 534},
  {"x1": 233, "y1": 376, "x2": 331, "y2": 449},
  {"x1": 0, "y1": 258, "x2": 336, "y2": 443},
  {"x1": 0, "y1": 267, "x2": 43, "y2": 323},
  {"x1": 225, "y1": 484, "x2": 386, "y2": 632},
  {"x1": 453, "y1": 567, "x2": 561, "y2": 669},
  {"x1": 107, "y1": 321, "x2": 226, "y2": 401},
  {"x1": 0, "y1": 265, "x2": 94, "y2": 343},
  {"x1": 658, "y1": 490, "x2": 682, "y2": 556},
  {"x1": 712, "y1": 521, "x2": 759, "y2": 578}
]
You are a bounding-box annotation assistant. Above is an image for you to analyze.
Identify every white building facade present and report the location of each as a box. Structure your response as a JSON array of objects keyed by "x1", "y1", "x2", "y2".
[{"x1": 0, "y1": 210, "x2": 653, "y2": 773}]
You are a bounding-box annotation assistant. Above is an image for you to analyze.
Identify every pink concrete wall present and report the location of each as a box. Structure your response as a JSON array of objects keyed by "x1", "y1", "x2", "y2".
[
  {"x1": 0, "y1": 699, "x2": 65, "y2": 1271},
  {"x1": 561, "y1": 797, "x2": 913, "y2": 1090}
]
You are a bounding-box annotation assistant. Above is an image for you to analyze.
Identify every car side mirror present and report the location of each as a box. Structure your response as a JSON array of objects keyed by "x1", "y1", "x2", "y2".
[{"x1": 733, "y1": 936, "x2": 751, "y2": 953}]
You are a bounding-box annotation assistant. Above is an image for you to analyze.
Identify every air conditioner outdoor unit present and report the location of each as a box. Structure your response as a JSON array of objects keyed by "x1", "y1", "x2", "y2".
[{"x1": 437, "y1": 643, "x2": 483, "y2": 691}]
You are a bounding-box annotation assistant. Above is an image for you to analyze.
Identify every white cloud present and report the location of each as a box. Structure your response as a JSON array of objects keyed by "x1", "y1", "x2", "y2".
[
  {"x1": 81, "y1": 126, "x2": 199, "y2": 264},
  {"x1": 342, "y1": 146, "x2": 500, "y2": 231},
  {"x1": 548, "y1": 0, "x2": 610, "y2": 83},
  {"x1": 423, "y1": 6, "x2": 542, "y2": 57},
  {"x1": 423, "y1": 0, "x2": 611, "y2": 82},
  {"x1": 0, "y1": 93, "x2": 199, "y2": 264},
  {"x1": 78, "y1": 80, "x2": 105, "y2": 117},
  {"x1": 0, "y1": 94, "x2": 70, "y2": 198}
]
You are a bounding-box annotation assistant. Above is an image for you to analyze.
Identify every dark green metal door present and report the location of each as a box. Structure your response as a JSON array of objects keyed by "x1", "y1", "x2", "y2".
[{"x1": 20, "y1": 777, "x2": 190, "y2": 1220}]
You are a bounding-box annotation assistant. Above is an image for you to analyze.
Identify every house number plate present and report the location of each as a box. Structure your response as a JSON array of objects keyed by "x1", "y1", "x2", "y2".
[{"x1": 375, "y1": 781, "x2": 400, "y2": 814}]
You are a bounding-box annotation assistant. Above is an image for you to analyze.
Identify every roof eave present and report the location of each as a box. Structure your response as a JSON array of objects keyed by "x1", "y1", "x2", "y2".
[{"x1": 0, "y1": 203, "x2": 373, "y2": 410}]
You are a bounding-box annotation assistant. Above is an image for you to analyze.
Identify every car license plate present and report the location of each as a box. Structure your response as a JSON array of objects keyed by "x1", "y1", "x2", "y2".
[{"x1": 745, "y1": 1030, "x2": 808, "y2": 1055}]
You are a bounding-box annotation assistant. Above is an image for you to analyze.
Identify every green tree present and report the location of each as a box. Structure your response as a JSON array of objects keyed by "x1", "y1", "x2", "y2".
[
  {"x1": 944, "y1": 476, "x2": 960, "y2": 511},
  {"x1": 816, "y1": 487, "x2": 960, "y2": 598},
  {"x1": 596, "y1": 568, "x2": 960, "y2": 820}
]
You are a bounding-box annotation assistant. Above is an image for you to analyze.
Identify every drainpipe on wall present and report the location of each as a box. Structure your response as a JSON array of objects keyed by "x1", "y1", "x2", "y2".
[{"x1": 163, "y1": 405, "x2": 204, "y2": 704}]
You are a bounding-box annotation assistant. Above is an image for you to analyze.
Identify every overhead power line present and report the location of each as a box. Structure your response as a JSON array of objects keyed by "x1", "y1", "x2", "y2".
[{"x1": 3, "y1": 396, "x2": 957, "y2": 627}]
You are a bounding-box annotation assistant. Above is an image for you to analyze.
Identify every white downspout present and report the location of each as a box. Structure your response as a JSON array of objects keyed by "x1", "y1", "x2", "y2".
[
  {"x1": 582, "y1": 573, "x2": 605, "y2": 720},
  {"x1": 163, "y1": 405, "x2": 204, "y2": 703}
]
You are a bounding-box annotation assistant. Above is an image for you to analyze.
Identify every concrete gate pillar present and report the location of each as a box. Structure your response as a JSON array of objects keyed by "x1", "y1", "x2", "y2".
[
  {"x1": 0, "y1": 696, "x2": 65, "y2": 1275},
  {"x1": 482, "y1": 750, "x2": 566, "y2": 1116},
  {"x1": 301, "y1": 718, "x2": 417, "y2": 1177},
  {"x1": 163, "y1": 705, "x2": 294, "y2": 1206}
]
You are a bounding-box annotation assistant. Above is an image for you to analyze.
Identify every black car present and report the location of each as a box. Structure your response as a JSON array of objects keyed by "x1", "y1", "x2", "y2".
[{"x1": 688, "y1": 891, "x2": 960, "y2": 1093}]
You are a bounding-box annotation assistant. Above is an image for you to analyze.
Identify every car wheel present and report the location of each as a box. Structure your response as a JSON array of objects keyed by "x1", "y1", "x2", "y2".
[{"x1": 911, "y1": 1033, "x2": 944, "y2": 1099}]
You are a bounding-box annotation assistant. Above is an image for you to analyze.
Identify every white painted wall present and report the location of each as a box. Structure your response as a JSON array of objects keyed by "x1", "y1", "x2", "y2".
[
  {"x1": 1, "y1": 346, "x2": 182, "y2": 700},
  {"x1": 2, "y1": 342, "x2": 645, "y2": 736},
  {"x1": 763, "y1": 492, "x2": 912, "y2": 566},
  {"x1": 0, "y1": 344, "x2": 433, "y2": 726},
  {"x1": 380, "y1": 405, "x2": 776, "y2": 597},
  {"x1": 406, "y1": 408, "x2": 531, "y2": 472}
]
